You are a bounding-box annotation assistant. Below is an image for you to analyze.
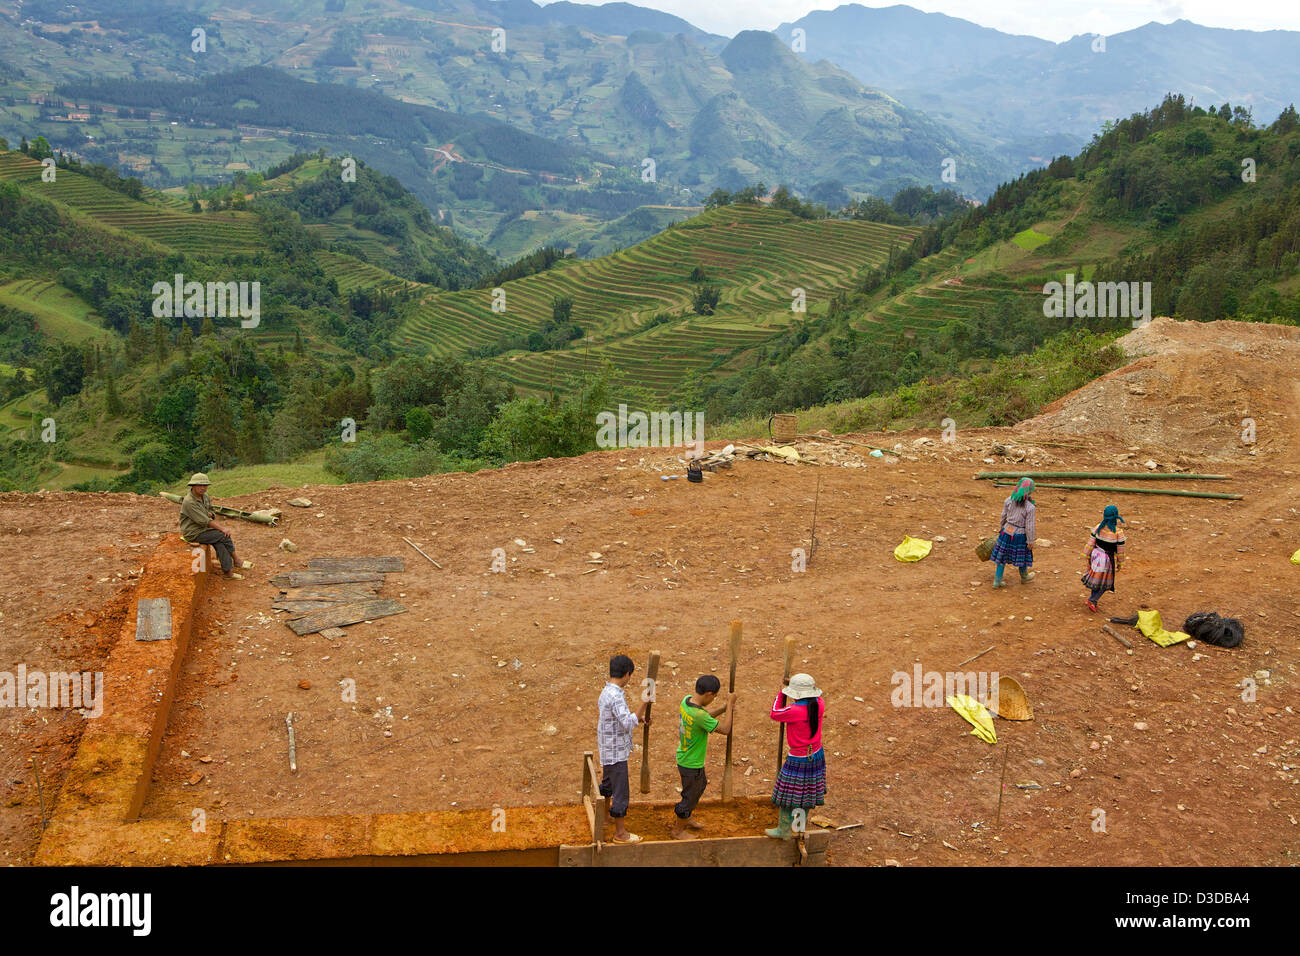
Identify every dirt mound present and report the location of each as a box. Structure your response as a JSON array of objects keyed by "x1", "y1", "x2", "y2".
[{"x1": 1018, "y1": 318, "x2": 1300, "y2": 463}]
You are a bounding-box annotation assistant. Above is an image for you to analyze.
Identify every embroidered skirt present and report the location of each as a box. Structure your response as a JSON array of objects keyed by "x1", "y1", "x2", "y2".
[
  {"x1": 1081, "y1": 547, "x2": 1117, "y2": 593},
  {"x1": 772, "y1": 749, "x2": 827, "y2": 809},
  {"x1": 990, "y1": 531, "x2": 1033, "y2": 569}
]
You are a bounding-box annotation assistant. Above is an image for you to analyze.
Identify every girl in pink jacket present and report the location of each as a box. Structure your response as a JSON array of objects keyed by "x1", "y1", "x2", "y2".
[{"x1": 766, "y1": 673, "x2": 826, "y2": 839}]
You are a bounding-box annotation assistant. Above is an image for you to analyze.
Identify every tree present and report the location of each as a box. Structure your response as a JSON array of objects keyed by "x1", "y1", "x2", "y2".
[
  {"x1": 194, "y1": 382, "x2": 238, "y2": 467},
  {"x1": 692, "y1": 284, "x2": 721, "y2": 315},
  {"x1": 153, "y1": 320, "x2": 169, "y2": 368},
  {"x1": 552, "y1": 296, "x2": 573, "y2": 324},
  {"x1": 405, "y1": 406, "x2": 434, "y2": 441},
  {"x1": 236, "y1": 397, "x2": 266, "y2": 465},
  {"x1": 39, "y1": 344, "x2": 85, "y2": 403},
  {"x1": 104, "y1": 371, "x2": 124, "y2": 416}
]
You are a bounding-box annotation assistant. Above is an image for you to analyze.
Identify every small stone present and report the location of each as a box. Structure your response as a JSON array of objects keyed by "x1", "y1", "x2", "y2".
[
  {"x1": 279, "y1": 538, "x2": 297, "y2": 552},
  {"x1": 288, "y1": 498, "x2": 311, "y2": 508},
  {"x1": 298, "y1": 680, "x2": 311, "y2": 690},
  {"x1": 1133, "y1": 721, "x2": 1147, "y2": 730}
]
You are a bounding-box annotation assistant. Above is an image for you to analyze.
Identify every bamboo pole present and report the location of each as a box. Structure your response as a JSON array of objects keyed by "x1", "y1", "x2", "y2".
[
  {"x1": 159, "y1": 491, "x2": 281, "y2": 524},
  {"x1": 995, "y1": 746, "x2": 1010, "y2": 827},
  {"x1": 978, "y1": 471, "x2": 1229, "y2": 481},
  {"x1": 990, "y1": 480, "x2": 1241, "y2": 500}
]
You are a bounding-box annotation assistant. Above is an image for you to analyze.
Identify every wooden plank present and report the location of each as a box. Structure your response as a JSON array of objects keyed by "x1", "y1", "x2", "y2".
[
  {"x1": 272, "y1": 600, "x2": 350, "y2": 616},
  {"x1": 279, "y1": 585, "x2": 380, "y2": 601},
  {"x1": 307, "y1": 557, "x2": 404, "y2": 573},
  {"x1": 134, "y1": 598, "x2": 172, "y2": 642},
  {"x1": 582, "y1": 795, "x2": 597, "y2": 845},
  {"x1": 269, "y1": 570, "x2": 385, "y2": 588},
  {"x1": 1102, "y1": 624, "x2": 1134, "y2": 649},
  {"x1": 557, "y1": 844, "x2": 595, "y2": 867},
  {"x1": 592, "y1": 834, "x2": 808, "y2": 867},
  {"x1": 286, "y1": 599, "x2": 407, "y2": 636}
]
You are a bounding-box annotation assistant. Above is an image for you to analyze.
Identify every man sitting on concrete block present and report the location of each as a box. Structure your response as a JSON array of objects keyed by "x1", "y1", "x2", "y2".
[{"x1": 179, "y1": 473, "x2": 253, "y2": 579}]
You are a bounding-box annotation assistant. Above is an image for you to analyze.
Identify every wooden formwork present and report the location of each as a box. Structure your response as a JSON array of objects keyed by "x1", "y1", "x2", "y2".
[{"x1": 35, "y1": 537, "x2": 828, "y2": 867}]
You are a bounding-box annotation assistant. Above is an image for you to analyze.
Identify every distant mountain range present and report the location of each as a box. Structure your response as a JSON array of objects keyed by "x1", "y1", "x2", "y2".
[
  {"x1": 3, "y1": 0, "x2": 1299, "y2": 257},
  {"x1": 775, "y1": 4, "x2": 1300, "y2": 163}
]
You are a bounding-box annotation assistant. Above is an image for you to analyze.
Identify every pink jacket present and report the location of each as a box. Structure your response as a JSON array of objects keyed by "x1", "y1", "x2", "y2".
[{"x1": 770, "y1": 693, "x2": 825, "y2": 757}]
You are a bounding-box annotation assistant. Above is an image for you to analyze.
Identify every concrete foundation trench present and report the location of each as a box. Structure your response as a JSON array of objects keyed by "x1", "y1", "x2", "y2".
[{"x1": 35, "y1": 537, "x2": 828, "y2": 867}]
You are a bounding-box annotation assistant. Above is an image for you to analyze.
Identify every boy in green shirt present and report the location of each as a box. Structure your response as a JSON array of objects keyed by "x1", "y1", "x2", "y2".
[{"x1": 671, "y1": 674, "x2": 735, "y2": 840}]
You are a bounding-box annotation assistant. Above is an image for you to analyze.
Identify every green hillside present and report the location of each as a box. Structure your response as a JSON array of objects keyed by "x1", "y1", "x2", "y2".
[
  {"x1": 399, "y1": 203, "x2": 917, "y2": 399},
  {"x1": 691, "y1": 96, "x2": 1300, "y2": 423},
  {"x1": 0, "y1": 150, "x2": 263, "y2": 254}
]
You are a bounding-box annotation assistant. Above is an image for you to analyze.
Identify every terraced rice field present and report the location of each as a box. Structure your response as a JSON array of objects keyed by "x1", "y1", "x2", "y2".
[
  {"x1": 0, "y1": 278, "x2": 113, "y2": 345},
  {"x1": 864, "y1": 275, "x2": 1043, "y2": 339},
  {"x1": 486, "y1": 318, "x2": 783, "y2": 399},
  {"x1": 316, "y1": 250, "x2": 408, "y2": 293},
  {"x1": 396, "y1": 205, "x2": 916, "y2": 396},
  {"x1": 0, "y1": 151, "x2": 262, "y2": 254}
]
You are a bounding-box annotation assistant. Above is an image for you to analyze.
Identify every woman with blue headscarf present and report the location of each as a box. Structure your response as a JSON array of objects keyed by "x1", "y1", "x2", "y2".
[
  {"x1": 990, "y1": 477, "x2": 1036, "y2": 588},
  {"x1": 1082, "y1": 505, "x2": 1126, "y2": 611}
]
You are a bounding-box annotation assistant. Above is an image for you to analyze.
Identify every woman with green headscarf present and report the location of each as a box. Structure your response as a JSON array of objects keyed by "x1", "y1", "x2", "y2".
[
  {"x1": 989, "y1": 477, "x2": 1036, "y2": 588},
  {"x1": 1082, "y1": 504, "x2": 1126, "y2": 612}
]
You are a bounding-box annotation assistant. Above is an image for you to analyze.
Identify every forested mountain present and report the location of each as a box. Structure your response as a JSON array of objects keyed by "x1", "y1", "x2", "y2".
[
  {"x1": 0, "y1": 0, "x2": 1014, "y2": 256},
  {"x1": 776, "y1": 5, "x2": 1300, "y2": 168},
  {"x1": 688, "y1": 97, "x2": 1300, "y2": 423}
]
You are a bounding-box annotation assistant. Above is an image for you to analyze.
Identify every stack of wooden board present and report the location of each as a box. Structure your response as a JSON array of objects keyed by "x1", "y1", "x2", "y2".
[{"x1": 268, "y1": 557, "x2": 408, "y2": 636}]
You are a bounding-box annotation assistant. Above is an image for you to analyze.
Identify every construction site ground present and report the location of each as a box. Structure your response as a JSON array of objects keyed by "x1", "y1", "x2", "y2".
[{"x1": 2, "y1": 318, "x2": 1297, "y2": 866}]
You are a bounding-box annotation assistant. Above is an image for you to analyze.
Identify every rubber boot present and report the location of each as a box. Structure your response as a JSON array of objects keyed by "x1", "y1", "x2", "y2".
[
  {"x1": 765, "y1": 808, "x2": 794, "y2": 840},
  {"x1": 992, "y1": 564, "x2": 1006, "y2": 589},
  {"x1": 1020, "y1": 567, "x2": 1035, "y2": 583}
]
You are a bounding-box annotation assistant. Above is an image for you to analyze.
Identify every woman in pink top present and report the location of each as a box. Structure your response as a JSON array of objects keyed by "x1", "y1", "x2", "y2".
[{"x1": 766, "y1": 673, "x2": 826, "y2": 840}]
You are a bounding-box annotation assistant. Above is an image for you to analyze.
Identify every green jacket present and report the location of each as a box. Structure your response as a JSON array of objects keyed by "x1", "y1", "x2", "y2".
[{"x1": 179, "y1": 491, "x2": 214, "y2": 543}]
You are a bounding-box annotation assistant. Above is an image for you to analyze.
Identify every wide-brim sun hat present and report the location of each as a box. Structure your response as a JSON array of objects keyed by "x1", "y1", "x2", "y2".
[
  {"x1": 784, "y1": 673, "x2": 822, "y2": 699},
  {"x1": 993, "y1": 675, "x2": 1033, "y2": 720},
  {"x1": 187, "y1": 473, "x2": 210, "y2": 486}
]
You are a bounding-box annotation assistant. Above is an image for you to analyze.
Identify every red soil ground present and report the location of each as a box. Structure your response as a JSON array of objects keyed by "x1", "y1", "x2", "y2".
[{"x1": 2, "y1": 319, "x2": 1297, "y2": 865}]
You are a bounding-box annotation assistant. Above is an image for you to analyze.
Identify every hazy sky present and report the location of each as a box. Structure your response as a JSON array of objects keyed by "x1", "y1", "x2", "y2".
[{"x1": 544, "y1": 0, "x2": 1300, "y2": 41}]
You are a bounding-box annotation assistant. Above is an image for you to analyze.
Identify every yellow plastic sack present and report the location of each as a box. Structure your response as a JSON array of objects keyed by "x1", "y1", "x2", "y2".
[
  {"x1": 1136, "y1": 608, "x2": 1190, "y2": 647},
  {"x1": 894, "y1": 535, "x2": 933, "y2": 562},
  {"x1": 1291, "y1": 548, "x2": 1300, "y2": 565},
  {"x1": 947, "y1": 694, "x2": 996, "y2": 744}
]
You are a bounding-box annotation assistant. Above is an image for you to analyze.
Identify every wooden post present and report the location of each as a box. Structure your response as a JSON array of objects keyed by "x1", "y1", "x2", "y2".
[
  {"x1": 640, "y1": 650, "x2": 661, "y2": 794},
  {"x1": 721, "y1": 621, "x2": 742, "y2": 801},
  {"x1": 775, "y1": 637, "x2": 795, "y2": 779},
  {"x1": 586, "y1": 752, "x2": 606, "y2": 843}
]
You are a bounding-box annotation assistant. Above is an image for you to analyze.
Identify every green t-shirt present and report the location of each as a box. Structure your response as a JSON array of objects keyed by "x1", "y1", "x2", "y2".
[{"x1": 676, "y1": 695, "x2": 719, "y2": 769}]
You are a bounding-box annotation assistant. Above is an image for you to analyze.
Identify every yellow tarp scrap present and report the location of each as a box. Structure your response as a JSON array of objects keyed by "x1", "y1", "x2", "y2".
[
  {"x1": 1290, "y1": 548, "x2": 1300, "y2": 565},
  {"x1": 1136, "y1": 608, "x2": 1191, "y2": 647},
  {"x1": 894, "y1": 535, "x2": 933, "y2": 562},
  {"x1": 756, "y1": 445, "x2": 801, "y2": 461},
  {"x1": 947, "y1": 694, "x2": 996, "y2": 744}
]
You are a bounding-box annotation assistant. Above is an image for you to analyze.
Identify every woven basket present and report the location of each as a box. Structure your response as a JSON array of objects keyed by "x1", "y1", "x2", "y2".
[
  {"x1": 771, "y1": 413, "x2": 798, "y2": 444},
  {"x1": 975, "y1": 536, "x2": 997, "y2": 562}
]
